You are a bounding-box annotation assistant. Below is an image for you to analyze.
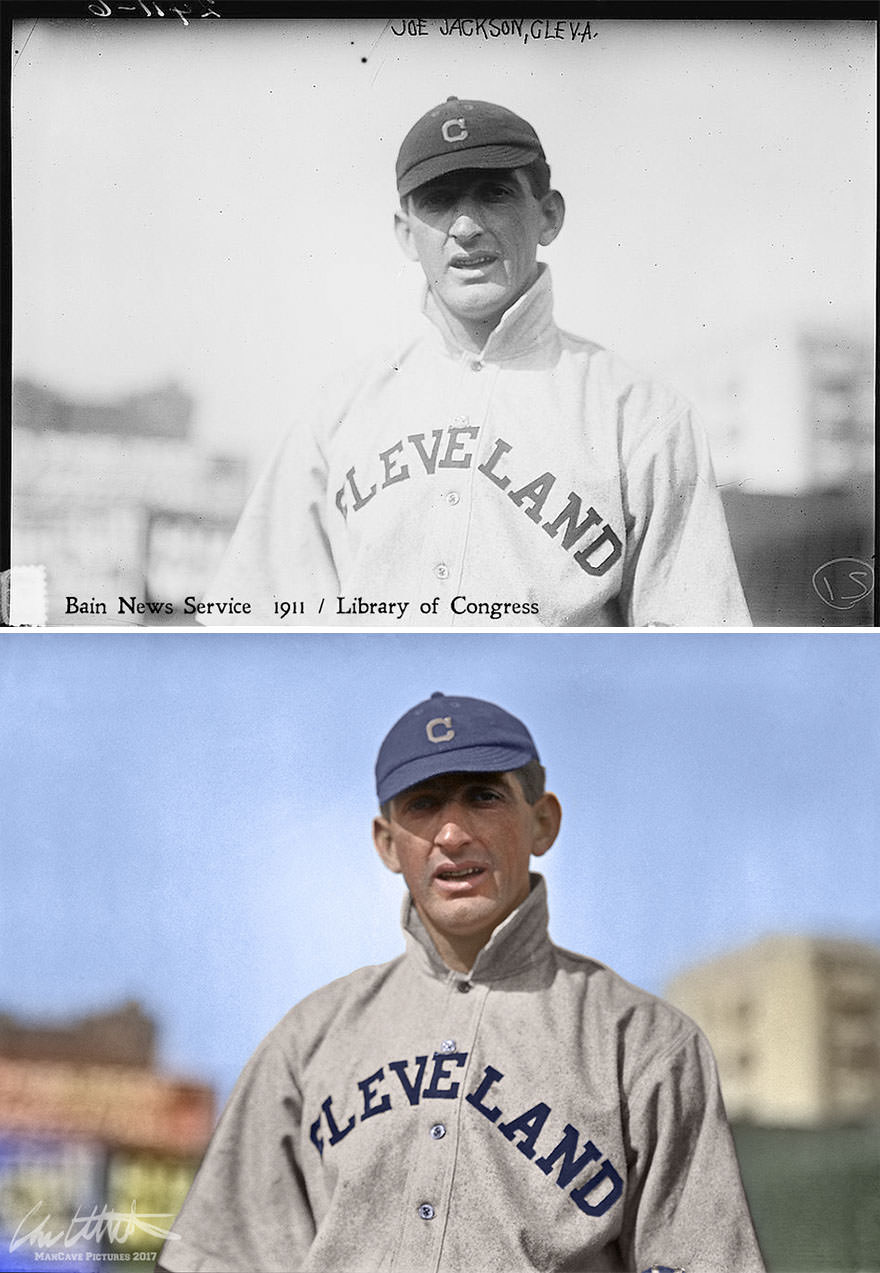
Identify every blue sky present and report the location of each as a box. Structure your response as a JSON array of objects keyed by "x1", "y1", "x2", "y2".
[{"x1": 1, "y1": 633, "x2": 877, "y2": 1105}]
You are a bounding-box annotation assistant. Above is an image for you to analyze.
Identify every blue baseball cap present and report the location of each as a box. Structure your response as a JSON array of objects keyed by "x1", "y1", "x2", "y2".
[{"x1": 376, "y1": 692, "x2": 540, "y2": 805}]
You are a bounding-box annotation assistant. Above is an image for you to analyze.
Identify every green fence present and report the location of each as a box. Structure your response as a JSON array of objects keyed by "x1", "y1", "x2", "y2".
[{"x1": 732, "y1": 1123, "x2": 880, "y2": 1272}]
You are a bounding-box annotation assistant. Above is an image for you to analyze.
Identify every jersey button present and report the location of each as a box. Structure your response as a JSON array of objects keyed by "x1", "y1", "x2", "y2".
[
  {"x1": 418, "y1": 1203, "x2": 436, "y2": 1221},
  {"x1": 470, "y1": 360, "x2": 484, "y2": 372},
  {"x1": 430, "y1": 1123, "x2": 447, "y2": 1140},
  {"x1": 434, "y1": 563, "x2": 450, "y2": 580},
  {"x1": 452, "y1": 415, "x2": 470, "y2": 427},
  {"x1": 457, "y1": 981, "x2": 471, "y2": 994},
  {"x1": 446, "y1": 491, "x2": 460, "y2": 506},
  {"x1": 439, "y1": 1039, "x2": 457, "y2": 1053}
]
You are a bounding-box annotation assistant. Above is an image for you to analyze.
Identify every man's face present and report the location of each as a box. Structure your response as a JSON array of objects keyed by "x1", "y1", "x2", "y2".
[
  {"x1": 394, "y1": 169, "x2": 565, "y2": 331},
  {"x1": 373, "y1": 771, "x2": 559, "y2": 961}
]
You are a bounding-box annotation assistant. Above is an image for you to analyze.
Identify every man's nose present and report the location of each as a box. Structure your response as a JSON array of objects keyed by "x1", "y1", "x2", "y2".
[
  {"x1": 434, "y1": 811, "x2": 472, "y2": 850},
  {"x1": 448, "y1": 210, "x2": 483, "y2": 241}
]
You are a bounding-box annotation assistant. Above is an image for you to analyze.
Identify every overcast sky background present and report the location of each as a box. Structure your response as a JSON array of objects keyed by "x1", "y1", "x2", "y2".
[
  {"x1": 12, "y1": 16, "x2": 876, "y2": 472},
  {"x1": 1, "y1": 632, "x2": 878, "y2": 1105}
]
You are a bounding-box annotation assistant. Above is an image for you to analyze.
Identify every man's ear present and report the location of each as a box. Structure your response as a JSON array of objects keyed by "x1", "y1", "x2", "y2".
[
  {"x1": 537, "y1": 190, "x2": 565, "y2": 248},
  {"x1": 529, "y1": 792, "x2": 562, "y2": 859},
  {"x1": 394, "y1": 209, "x2": 420, "y2": 262},
  {"x1": 373, "y1": 814, "x2": 404, "y2": 873}
]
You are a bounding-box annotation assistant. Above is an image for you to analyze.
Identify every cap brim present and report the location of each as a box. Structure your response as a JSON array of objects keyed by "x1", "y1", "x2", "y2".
[
  {"x1": 398, "y1": 144, "x2": 540, "y2": 198},
  {"x1": 377, "y1": 743, "x2": 537, "y2": 805}
]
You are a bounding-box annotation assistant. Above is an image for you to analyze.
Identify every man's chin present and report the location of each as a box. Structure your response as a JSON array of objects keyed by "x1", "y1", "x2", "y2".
[{"x1": 440, "y1": 282, "x2": 513, "y2": 325}]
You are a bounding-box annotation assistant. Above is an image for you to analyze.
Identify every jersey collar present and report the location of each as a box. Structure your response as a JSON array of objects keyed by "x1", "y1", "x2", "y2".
[
  {"x1": 402, "y1": 872, "x2": 554, "y2": 983},
  {"x1": 421, "y1": 263, "x2": 557, "y2": 364}
]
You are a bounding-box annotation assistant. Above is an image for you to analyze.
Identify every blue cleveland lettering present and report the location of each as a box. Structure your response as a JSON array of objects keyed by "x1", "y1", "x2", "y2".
[
  {"x1": 321, "y1": 1095, "x2": 356, "y2": 1145},
  {"x1": 309, "y1": 1117, "x2": 324, "y2": 1158},
  {"x1": 311, "y1": 1053, "x2": 624, "y2": 1220},
  {"x1": 358, "y1": 1067, "x2": 393, "y2": 1119},
  {"x1": 388, "y1": 1055, "x2": 429, "y2": 1105},
  {"x1": 423, "y1": 1051, "x2": 467, "y2": 1099},
  {"x1": 497, "y1": 1101, "x2": 552, "y2": 1159},
  {"x1": 465, "y1": 1064, "x2": 504, "y2": 1122},
  {"x1": 569, "y1": 1158, "x2": 624, "y2": 1216},
  {"x1": 534, "y1": 1123, "x2": 601, "y2": 1187}
]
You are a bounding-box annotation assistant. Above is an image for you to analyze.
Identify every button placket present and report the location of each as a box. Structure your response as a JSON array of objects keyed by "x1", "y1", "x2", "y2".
[
  {"x1": 392, "y1": 979, "x2": 488, "y2": 1268},
  {"x1": 446, "y1": 361, "x2": 500, "y2": 618},
  {"x1": 419, "y1": 362, "x2": 494, "y2": 601}
]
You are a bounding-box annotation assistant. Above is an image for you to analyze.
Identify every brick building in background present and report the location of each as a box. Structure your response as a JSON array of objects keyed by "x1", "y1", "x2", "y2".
[
  {"x1": 0, "y1": 1002, "x2": 214, "y2": 1272},
  {"x1": 666, "y1": 935, "x2": 880, "y2": 1271}
]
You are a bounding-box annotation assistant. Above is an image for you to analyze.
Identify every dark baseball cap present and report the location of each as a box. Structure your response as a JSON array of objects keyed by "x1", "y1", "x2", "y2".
[
  {"x1": 396, "y1": 97, "x2": 545, "y2": 198},
  {"x1": 376, "y1": 692, "x2": 540, "y2": 805}
]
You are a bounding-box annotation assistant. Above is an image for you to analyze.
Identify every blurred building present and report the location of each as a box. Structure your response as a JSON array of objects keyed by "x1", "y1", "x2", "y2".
[
  {"x1": 0, "y1": 1001, "x2": 155, "y2": 1069},
  {"x1": 0, "y1": 1001, "x2": 214, "y2": 1272},
  {"x1": 12, "y1": 379, "x2": 249, "y2": 626},
  {"x1": 677, "y1": 322, "x2": 874, "y2": 496},
  {"x1": 666, "y1": 936, "x2": 880, "y2": 1271},
  {"x1": 666, "y1": 934, "x2": 880, "y2": 1126},
  {"x1": 672, "y1": 321, "x2": 875, "y2": 625}
]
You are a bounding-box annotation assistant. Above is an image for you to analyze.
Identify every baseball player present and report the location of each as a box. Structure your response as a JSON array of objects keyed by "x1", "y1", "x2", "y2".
[
  {"x1": 202, "y1": 96, "x2": 750, "y2": 628},
  {"x1": 157, "y1": 693, "x2": 765, "y2": 1272}
]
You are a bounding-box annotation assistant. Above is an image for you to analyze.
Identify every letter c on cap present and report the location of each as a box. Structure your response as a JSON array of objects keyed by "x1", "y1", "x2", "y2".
[
  {"x1": 427, "y1": 717, "x2": 454, "y2": 744},
  {"x1": 441, "y1": 119, "x2": 468, "y2": 144}
]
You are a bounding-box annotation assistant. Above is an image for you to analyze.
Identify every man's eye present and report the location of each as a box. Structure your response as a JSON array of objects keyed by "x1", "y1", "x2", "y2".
[
  {"x1": 406, "y1": 795, "x2": 437, "y2": 812},
  {"x1": 416, "y1": 191, "x2": 453, "y2": 213},
  {"x1": 471, "y1": 788, "x2": 502, "y2": 803}
]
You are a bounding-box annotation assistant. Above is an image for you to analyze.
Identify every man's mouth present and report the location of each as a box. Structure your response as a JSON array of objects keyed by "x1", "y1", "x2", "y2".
[
  {"x1": 449, "y1": 254, "x2": 498, "y2": 271},
  {"x1": 435, "y1": 865, "x2": 485, "y2": 881}
]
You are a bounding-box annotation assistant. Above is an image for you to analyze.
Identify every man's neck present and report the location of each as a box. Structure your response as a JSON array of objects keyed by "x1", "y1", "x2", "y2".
[
  {"x1": 413, "y1": 888, "x2": 532, "y2": 974},
  {"x1": 428, "y1": 267, "x2": 540, "y2": 354},
  {"x1": 431, "y1": 303, "x2": 498, "y2": 355},
  {"x1": 427, "y1": 929, "x2": 485, "y2": 975}
]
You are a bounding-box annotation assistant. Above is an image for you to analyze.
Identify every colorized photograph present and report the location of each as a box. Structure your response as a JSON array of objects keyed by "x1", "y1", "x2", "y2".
[{"x1": 0, "y1": 632, "x2": 878, "y2": 1270}]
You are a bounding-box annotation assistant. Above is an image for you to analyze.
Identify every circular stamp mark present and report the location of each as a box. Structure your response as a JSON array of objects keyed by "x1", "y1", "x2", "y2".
[{"x1": 811, "y1": 558, "x2": 874, "y2": 611}]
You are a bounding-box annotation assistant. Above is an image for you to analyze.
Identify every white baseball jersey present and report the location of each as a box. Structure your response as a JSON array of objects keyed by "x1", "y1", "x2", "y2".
[
  {"x1": 203, "y1": 267, "x2": 750, "y2": 628},
  {"x1": 158, "y1": 877, "x2": 764, "y2": 1272}
]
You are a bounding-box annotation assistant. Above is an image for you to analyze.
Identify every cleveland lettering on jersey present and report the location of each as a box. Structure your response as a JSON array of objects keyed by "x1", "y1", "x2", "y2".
[
  {"x1": 333, "y1": 427, "x2": 623, "y2": 577},
  {"x1": 309, "y1": 1050, "x2": 624, "y2": 1220}
]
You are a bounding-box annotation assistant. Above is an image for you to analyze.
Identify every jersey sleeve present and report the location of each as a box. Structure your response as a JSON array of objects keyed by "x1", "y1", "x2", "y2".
[
  {"x1": 619, "y1": 1028, "x2": 765, "y2": 1273},
  {"x1": 199, "y1": 412, "x2": 339, "y2": 626},
  {"x1": 619, "y1": 406, "x2": 751, "y2": 627},
  {"x1": 157, "y1": 1037, "x2": 315, "y2": 1273}
]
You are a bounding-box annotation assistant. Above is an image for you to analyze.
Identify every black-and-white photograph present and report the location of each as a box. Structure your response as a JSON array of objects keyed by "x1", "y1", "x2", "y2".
[{"x1": 8, "y1": 13, "x2": 876, "y2": 627}]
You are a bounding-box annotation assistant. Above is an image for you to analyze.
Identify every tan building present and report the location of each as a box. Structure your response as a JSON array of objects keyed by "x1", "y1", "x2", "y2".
[{"x1": 665, "y1": 935, "x2": 880, "y2": 1126}]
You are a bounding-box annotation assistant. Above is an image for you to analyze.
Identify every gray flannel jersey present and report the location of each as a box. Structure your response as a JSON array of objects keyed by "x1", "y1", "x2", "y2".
[{"x1": 159, "y1": 877, "x2": 764, "y2": 1272}]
